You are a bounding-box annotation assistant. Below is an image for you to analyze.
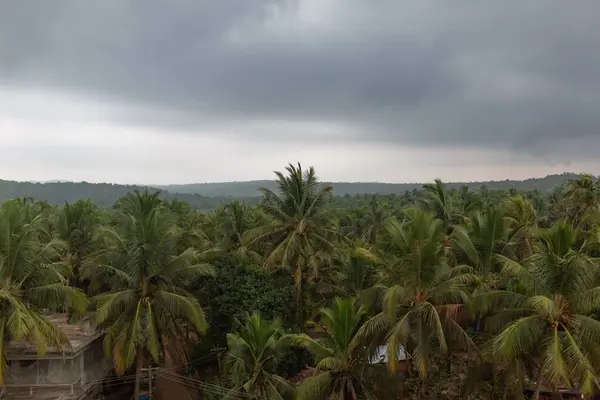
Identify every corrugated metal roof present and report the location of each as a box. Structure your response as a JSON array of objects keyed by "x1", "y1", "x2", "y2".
[{"x1": 368, "y1": 344, "x2": 409, "y2": 364}]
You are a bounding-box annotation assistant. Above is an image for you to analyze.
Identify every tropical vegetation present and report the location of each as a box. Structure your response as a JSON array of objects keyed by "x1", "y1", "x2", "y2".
[{"x1": 1, "y1": 166, "x2": 600, "y2": 399}]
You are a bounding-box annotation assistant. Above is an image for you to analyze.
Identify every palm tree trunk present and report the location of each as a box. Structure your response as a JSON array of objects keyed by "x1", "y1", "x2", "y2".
[
  {"x1": 134, "y1": 346, "x2": 144, "y2": 400},
  {"x1": 294, "y1": 262, "x2": 304, "y2": 325}
]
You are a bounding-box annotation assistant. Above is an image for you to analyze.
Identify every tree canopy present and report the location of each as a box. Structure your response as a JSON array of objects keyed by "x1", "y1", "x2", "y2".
[{"x1": 2, "y1": 167, "x2": 600, "y2": 400}]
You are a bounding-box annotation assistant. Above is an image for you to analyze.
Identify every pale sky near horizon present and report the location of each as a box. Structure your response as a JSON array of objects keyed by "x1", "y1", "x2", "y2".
[{"x1": 2, "y1": 1, "x2": 600, "y2": 185}]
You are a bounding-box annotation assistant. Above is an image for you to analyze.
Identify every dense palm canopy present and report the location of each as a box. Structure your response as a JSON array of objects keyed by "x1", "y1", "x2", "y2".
[
  {"x1": 3, "y1": 166, "x2": 600, "y2": 400},
  {"x1": 359, "y1": 209, "x2": 478, "y2": 383}
]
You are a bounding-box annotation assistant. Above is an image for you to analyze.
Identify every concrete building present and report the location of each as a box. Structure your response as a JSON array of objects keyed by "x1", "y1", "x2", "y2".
[{"x1": 2, "y1": 314, "x2": 111, "y2": 400}]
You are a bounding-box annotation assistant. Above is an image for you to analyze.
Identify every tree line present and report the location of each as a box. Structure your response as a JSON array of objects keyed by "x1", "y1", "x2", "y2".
[{"x1": 1, "y1": 164, "x2": 600, "y2": 399}]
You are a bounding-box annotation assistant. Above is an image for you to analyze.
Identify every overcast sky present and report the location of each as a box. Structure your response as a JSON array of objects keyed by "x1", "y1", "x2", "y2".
[{"x1": 1, "y1": 1, "x2": 600, "y2": 184}]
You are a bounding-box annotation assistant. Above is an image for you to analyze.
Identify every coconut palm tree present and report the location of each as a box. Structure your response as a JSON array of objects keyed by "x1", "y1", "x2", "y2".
[
  {"x1": 455, "y1": 185, "x2": 483, "y2": 220},
  {"x1": 451, "y1": 206, "x2": 512, "y2": 289},
  {"x1": 86, "y1": 190, "x2": 214, "y2": 400},
  {"x1": 331, "y1": 244, "x2": 378, "y2": 300},
  {"x1": 419, "y1": 179, "x2": 456, "y2": 231},
  {"x1": 217, "y1": 201, "x2": 263, "y2": 264},
  {"x1": 291, "y1": 297, "x2": 396, "y2": 400},
  {"x1": 166, "y1": 199, "x2": 209, "y2": 251},
  {"x1": 56, "y1": 200, "x2": 99, "y2": 291},
  {"x1": 503, "y1": 195, "x2": 537, "y2": 261},
  {"x1": 0, "y1": 199, "x2": 87, "y2": 383},
  {"x1": 358, "y1": 209, "x2": 478, "y2": 394},
  {"x1": 563, "y1": 174, "x2": 600, "y2": 229},
  {"x1": 355, "y1": 196, "x2": 391, "y2": 245},
  {"x1": 223, "y1": 313, "x2": 294, "y2": 400},
  {"x1": 246, "y1": 163, "x2": 340, "y2": 320},
  {"x1": 486, "y1": 220, "x2": 600, "y2": 398}
]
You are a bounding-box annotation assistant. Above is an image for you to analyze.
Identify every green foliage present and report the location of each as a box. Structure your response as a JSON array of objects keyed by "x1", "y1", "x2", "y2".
[
  {"x1": 84, "y1": 190, "x2": 214, "y2": 398},
  {"x1": 224, "y1": 313, "x2": 294, "y2": 399},
  {"x1": 245, "y1": 163, "x2": 340, "y2": 322},
  {"x1": 4, "y1": 166, "x2": 600, "y2": 399},
  {"x1": 0, "y1": 199, "x2": 87, "y2": 383},
  {"x1": 196, "y1": 257, "x2": 296, "y2": 352},
  {"x1": 291, "y1": 298, "x2": 400, "y2": 400}
]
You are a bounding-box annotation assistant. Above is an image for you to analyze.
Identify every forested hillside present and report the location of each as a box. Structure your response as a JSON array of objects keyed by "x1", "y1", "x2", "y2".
[
  {"x1": 0, "y1": 173, "x2": 587, "y2": 207},
  {"x1": 159, "y1": 172, "x2": 582, "y2": 197},
  {"x1": 0, "y1": 179, "x2": 254, "y2": 210},
  {"x1": 3, "y1": 163, "x2": 600, "y2": 399}
]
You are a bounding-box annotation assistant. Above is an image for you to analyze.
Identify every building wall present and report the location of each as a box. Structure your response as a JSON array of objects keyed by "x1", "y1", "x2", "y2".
[{"x1": 4, "y1": 337, "x2": 111, "y2": 399}]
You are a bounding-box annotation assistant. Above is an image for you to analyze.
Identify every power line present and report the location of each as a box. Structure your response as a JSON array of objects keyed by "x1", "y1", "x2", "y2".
[{"x1": 155, "y1": 370, "x2": 270, "y2": 400}]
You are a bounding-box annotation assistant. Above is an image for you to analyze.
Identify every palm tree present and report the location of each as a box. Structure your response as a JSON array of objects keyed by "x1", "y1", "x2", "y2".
[
  {"x1": 223, "y1": 313, "x2": 294, "y2": 399},
  {"x1": 358, "y1": 209, "x2": 478, "y2": 394},
  {"x1": 455, "y1": 185, "x2": 483, "y2": 221},
  {"x1": 167, "y1": 199, "x2": 211, "y2": 252},
  {"x1": 486, "y1": 220, "x2": 600, "y2": 398},
  {"x1": 332, "y1": 244, "x2": 377, "y2": 299},
  {"x1": 217, "y1": 201, "x2": 263, "y2": 264},
  {"x1": 56, "y1": 200, "x2": 99, "y2": 291},
  {"x1": 451, "y1": 206, "x2": 512, "y2": 289},
  {"x1": 419, "y1": 179, "x2": 456, "y2": 231},
  {"x1": 563, "y1": 174, "x2": 600, "y2": 229},
  {"x1": 246, "y1": 163, "x2": 339, "y2": 320},
  {"x1": 0, "y1": 199, "x2": 87, "y2": 383},
  {"x1": 86, "y1": 190, "x2": 214, "y2": 400},
  {"x1": 355, "y1": 196, "x2": 391, "y2": 244},
  {"x1": 291, "y1": 297, "x2": 396, "y2": 400},
  {"x1": 503, "y1": 195, "x2": 537, "y2": 261}
]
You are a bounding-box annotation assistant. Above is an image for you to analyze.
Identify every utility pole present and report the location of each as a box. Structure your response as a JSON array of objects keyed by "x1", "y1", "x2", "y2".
[
  {"x1": 140, "y1": 367, "x2": 153, "y2": 400},
  {"x1": 148, "y1": 367, "x2": 153, "y2": 400}
]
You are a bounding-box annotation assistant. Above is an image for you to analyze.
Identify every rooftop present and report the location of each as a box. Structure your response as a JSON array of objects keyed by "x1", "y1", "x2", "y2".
[
  {"x1": 7, "y1": 314, "x2": 101, "y2": 359},
  {"x1": 368, "y1": 344, "x2": 409, "y2": 364}
]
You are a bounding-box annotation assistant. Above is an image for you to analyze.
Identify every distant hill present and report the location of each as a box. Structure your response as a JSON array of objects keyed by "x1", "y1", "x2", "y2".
[
  {"x1": 0, "y1": 173, "x2": 585, "y2": 208},
  {"x1": 156, "y1": 173, "x2": 583, "y2": 197},
  {"x1": 0, "y1": 180, "x2": 249, "y2": 210}
]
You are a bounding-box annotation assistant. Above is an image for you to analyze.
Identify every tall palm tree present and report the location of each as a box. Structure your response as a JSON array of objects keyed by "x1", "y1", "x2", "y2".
[
  {"x1": 419, "y1": 179, "x2": 456, "y2": 231},
  {"x1": 86, "y1": 190, "x2": 214, "y2": 400},
  {"x1": 332, "y1": 244, "x2": 377, "y2": 300},
  {"x1": 358, "y1": 209, "x2": 478, "y2": 393},
  {"x1": 246, "y1": 163, "x2": 339, "y2": 320},
  {"x1": 167, "y1": 199, "x2": 210, "y2": 252},
  {"x1": 355, "y1": 196, "x2": 391, "y2": 244},
  {"x1": 563, "y1": 174, "x2": 600, "y2": 229},
  {"x1": 451, "y1": 206, "x2": 512, "y2": 289},
  {"x1": 223, "y1": 313, "x2": 294, "y2": 400},
  {"x1": 486, "y1": 220, "x2": 600, "y2": 398},
  {"x1": 0, "y1": 200, "x2": 87, "y2": 383},
  {"x1": 503, "y1": 195, "x2": 537, "y2": 261},
  {"x1": 217, "y1": 201, "x2": 263, "y2": 264},
  {"x1": 56, "y1": 200, "x2": 99, "y2": 291},
  {"x1": 455, "y1": 185, "x2": 483, "y2": 221},
  {"x1": 291, "y1": 297, "x2": 396, "y2": 400}
]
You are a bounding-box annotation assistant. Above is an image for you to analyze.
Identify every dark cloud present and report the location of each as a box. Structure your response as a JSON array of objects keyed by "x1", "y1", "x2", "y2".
[{"x1": 1, "y1": 0, "x2": 600, "y2": 158}]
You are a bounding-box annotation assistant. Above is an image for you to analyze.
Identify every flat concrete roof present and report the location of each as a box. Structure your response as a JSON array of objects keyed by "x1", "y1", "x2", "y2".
[{"x1": 7, "y1": 314, "x2": 102, "y2": 360}]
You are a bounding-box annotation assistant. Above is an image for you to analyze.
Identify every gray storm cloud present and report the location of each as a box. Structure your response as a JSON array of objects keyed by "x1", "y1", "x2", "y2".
[{"x1": 1, "y1": 0, "x2": 600, "y2": 158}]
